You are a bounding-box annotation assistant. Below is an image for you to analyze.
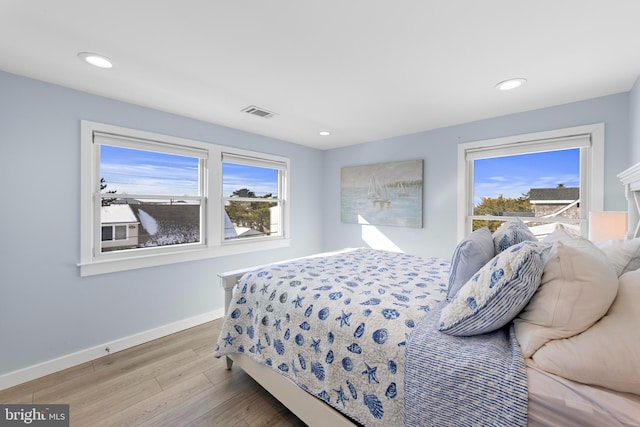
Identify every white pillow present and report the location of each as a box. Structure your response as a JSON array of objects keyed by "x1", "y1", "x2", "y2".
[
  {"x1": 439, "y1": 241, "x2": 550, "y2": 336},
  {"x1": 514, "y1": 238, "x2": 618, "y2": 358},
  {"x1": 594, "y1": 238, "x2": 640, "y2": 277},
  {"x1": 541, "y1": 227, "x2": 576, "y2": 244},
  {"x1": 531, "y1": 269, "x2": 640, "y2": 395}
]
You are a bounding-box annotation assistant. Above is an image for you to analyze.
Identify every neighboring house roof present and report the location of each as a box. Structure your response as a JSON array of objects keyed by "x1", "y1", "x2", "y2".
[
  {"x1": 529, "y1": 187, "x2": 579, "y2": 204},
  {"x1": 112, "y1": 198, "x2": 141, "y2": 205},
  {"x1": 127, "y1": 203, "x2": 200, "y2": 246},
  {"x1": 101, "y1": 204, "x2": 138, "y2": 224}
]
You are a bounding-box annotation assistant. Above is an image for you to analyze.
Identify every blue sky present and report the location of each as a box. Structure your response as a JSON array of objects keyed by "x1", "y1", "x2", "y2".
[
  {"x1": 101, "y1": 145, "x2": 575, "y2": 203},
  {"x1": 100, "y1": 145, "x2": 278, "y2": 197},
  {"x1": 222, "y1": 163, "x2": 278, "y2": 197},
  {"x1": 474, "y1": 148, "x2": 579, "y2": 205}
]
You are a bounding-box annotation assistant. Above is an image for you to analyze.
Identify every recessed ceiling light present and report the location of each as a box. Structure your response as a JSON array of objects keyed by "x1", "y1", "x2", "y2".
[
  {"x1": 319, "y1": 131, "x2": 331, "y2": 136},
  {"x1": 495, "y1": 78, "x2": 527, "y2": 91},
  {"x1": 78, "y1": 52, "x2": 113, "y2": 69}
]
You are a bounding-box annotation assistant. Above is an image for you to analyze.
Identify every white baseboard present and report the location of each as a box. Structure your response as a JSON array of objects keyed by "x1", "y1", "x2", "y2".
[{"x1": 0, "y1": 308, "x2": 225, "y2": 391}]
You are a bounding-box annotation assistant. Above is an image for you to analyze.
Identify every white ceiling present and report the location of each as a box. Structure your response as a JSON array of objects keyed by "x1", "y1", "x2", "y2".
[{"x1": 2, "y1": 1, "x2": 640, "y2": 150}]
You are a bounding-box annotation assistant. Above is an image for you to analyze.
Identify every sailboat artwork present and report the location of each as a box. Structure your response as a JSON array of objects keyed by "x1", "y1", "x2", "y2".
[
  {"x1": 396, "y1": 182, "x2": 409, "y2": 197},
  {"x1": 368, "y1": 176, "x2": 391, "y2": 208},
  {"x1": 341, "y1": 159, "x2": 423, "y2": 228}
]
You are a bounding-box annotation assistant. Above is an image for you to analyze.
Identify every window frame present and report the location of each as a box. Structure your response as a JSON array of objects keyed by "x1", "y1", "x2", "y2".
[
  {"x1": 457, "y1": 123, "x2": 604, "y2": 240},
  {"x1": 80, "y1": 121, "x2": 290, "y2": 276},
  {"x1": 221, "y1": 153, "x2": 288, "y2": 242}
]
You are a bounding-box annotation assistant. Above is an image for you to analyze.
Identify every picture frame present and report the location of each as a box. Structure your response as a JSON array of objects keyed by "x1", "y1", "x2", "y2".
[{"x1": 341, "y1": 159, "x2": 423, "y2": 228}]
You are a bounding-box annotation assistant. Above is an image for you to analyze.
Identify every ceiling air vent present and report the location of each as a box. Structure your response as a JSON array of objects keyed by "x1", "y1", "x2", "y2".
[{"x1": 241, "y1": 105, "x2": 277, "y2": 119}]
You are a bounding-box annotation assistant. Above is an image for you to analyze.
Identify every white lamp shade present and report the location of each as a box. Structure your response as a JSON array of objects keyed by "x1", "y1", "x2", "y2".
[{"x1": 588, "y1": 211, "x2": 628, "y2": 241}]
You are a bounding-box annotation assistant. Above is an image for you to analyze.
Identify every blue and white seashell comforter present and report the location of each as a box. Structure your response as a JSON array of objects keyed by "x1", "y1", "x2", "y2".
[{"x1": 214, "y1": 248, "x2": 527, "y2": 426}]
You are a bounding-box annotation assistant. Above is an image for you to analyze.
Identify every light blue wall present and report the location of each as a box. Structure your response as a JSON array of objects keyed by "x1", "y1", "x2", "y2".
[
  {"x1": 630, "y1": 75, "x2": 640, "y2": 164},
  {"x1": 1, "y1": 68, "x2": 636, "y2": 380},
  {"x1": 323, "y1": 93, "x2": 631, "y2": 259},
  {"x1": 0, "y1": 71, "x2": 325, "y2": 376}
]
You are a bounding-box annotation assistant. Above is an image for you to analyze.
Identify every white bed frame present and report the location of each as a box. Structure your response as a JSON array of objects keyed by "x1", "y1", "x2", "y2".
[
  {"x1": 219, "y1": 162, "x2": 640, "y2": 427},
  {"x1": 618, "y1": 162, "x2": 640, "y2": 239}
]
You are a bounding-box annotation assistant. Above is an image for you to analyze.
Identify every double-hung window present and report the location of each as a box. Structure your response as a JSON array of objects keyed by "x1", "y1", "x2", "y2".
[
  {"x1": 80, "y1": 121, "x2": 290, "y2": 276},
  {"x1": 457, "y1": 124, "x2": 604, "y2": 240},
  {"x1": 222, "y1": 154, "x2": 286, "y2": 241},
  {"x1": 95, "y1": 132, "x2": 206, "y2": 254}
]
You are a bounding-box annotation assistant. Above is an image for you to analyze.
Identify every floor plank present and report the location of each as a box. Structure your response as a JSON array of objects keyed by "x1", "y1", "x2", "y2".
[
  {"x1": 93, "y1": 374, "x2": 214, "y2": 427},
  {"x1": 0, "y1": 319, "x2": 306, "y2": 426}
]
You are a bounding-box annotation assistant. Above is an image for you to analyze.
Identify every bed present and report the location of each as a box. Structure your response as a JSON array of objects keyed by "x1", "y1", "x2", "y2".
[{"x1": 214, "y1": 163, "x2": 640, "y2": 426}]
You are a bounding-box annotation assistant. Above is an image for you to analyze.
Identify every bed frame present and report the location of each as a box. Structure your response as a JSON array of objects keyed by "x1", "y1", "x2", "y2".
[
  {"x1": 219, "y1": 162, "x2": 640, "y2": 427},
  {"x1": 618, "y1": 161, "x2": 640, "y2": 239}
]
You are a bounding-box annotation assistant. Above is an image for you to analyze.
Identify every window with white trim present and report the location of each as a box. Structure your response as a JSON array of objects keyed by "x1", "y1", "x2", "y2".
[
  {"x1": 80, "y1": 121, "x2": 290, "y2": 276},
  {"x1": 222, "y1": 154, "x2": 286, "y2": 241},
  {"x1": 457, "y1": 124, "x2": 604, "y2": 240}
]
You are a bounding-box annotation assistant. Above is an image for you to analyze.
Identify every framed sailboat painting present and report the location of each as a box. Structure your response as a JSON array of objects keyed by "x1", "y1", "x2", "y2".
[{"x1": 341, "y1": 159, "x2": 423, "y2": 227}]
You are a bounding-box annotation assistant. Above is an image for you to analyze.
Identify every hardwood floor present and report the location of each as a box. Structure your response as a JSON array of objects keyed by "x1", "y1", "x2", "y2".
[{"x1": 0, "y1": 319, "x2": 307, "y2": 426}]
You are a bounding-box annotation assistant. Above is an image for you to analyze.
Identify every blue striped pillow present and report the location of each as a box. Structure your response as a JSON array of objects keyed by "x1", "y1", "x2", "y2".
[{"x1": 439, "y1": 241, "x2": 551, "y2": 336}]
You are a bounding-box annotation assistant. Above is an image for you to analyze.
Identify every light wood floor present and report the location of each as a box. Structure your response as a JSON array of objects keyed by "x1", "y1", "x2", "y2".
[{"x1": 0, "y1": 318, "x2": 307, "y2": 426}]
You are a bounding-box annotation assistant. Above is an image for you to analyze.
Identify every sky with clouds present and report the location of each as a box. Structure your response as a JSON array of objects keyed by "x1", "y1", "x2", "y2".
[
  {"x1": 100, "y1": 145, "x2": 578, "y2": 205},
  {"x1": 473, "y1": 148, "x2": 579, "y2": 205},
  {"x1": 100, "y1": 145, "x2": 278, "y2": 198}
]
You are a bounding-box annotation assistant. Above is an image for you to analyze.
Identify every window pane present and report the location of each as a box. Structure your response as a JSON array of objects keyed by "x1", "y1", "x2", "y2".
[
  {"x1": 222, "y1": 162, "x2": 279, "y2": 198},
  {"x1": 224, "y1": 201, "x2": 279, "y2": 240},
  {"x1": 224, "y1": 201, "x2": 280, "y2": 240},
  {"x1": 100, "y1": 198, "x2": 201, "y2": 252},
  {"x1": 101, "y1": 226, "x2": 113, "y2": 241},
  {"x1": 99, "y1": 145, "x2": 202, "y2": 253},
  {"x1": 473, "y1": 149, "x2": 580, "y2": 234},
  {"x1": 223, "y1": 162, "x2": 281, "y2": 240},
  {"x1": 100, "y1": 145, "x2": 199, "y2": 197},
  {"x1": 114, "y1": 225, "x2": 127, "y2": 240}
]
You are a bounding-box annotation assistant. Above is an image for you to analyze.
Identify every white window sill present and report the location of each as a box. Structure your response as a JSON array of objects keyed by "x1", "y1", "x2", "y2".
[{"x1": 79, "y1": 238, "x2": 291, "y2": 277}]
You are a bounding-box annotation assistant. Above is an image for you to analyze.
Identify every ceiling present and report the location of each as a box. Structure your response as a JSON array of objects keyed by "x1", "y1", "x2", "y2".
[{"x1": 2, "y1": 1, "x2": 640, "y2": 150}]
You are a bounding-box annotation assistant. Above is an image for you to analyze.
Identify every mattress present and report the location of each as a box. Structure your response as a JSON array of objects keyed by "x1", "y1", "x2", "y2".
[{"x1": 527, "y1": 363, "x2": 640, "y2": 426}]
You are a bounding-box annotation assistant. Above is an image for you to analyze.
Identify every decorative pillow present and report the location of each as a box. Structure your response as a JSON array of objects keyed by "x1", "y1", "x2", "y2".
[
  {"x1": 446, "y1": 227, "x2": 494, "y2": 301},
  {"x1": 439, "y1": 240, "x2": 550, "y2": 336},
  {"x1": 514, "y1": 237, "x2": 618, "y2": 358},
  {"x1": 531, "y1": 269, "x2": 640, "y2": 395},
  {"x1": 594, "y1": 238, "x2": 640, "y2": 277},
  {"x1": 492, "y1": 219, "x2": 537, "y2": 254},
  {"x1": 541, "y1": 227, "x2": 576, "y2": 244}
]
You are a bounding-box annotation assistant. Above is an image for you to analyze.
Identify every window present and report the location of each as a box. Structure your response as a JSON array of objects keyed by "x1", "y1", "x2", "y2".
[
  {"x1": 98, "y1": 141, "x2": 204, "y2": 254},
  {"x1": 457, "y1": 124, "x2": 604, "y2": 240},
  {"x1": 80, "y1": 121, "x2": 290, "y2": 276},
  {"x1": 101, "y1": 225, "x2": 127, "y2": 241},
  {"x1": 222, "y1": 154, "x2": 286, "y2": 241}
]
